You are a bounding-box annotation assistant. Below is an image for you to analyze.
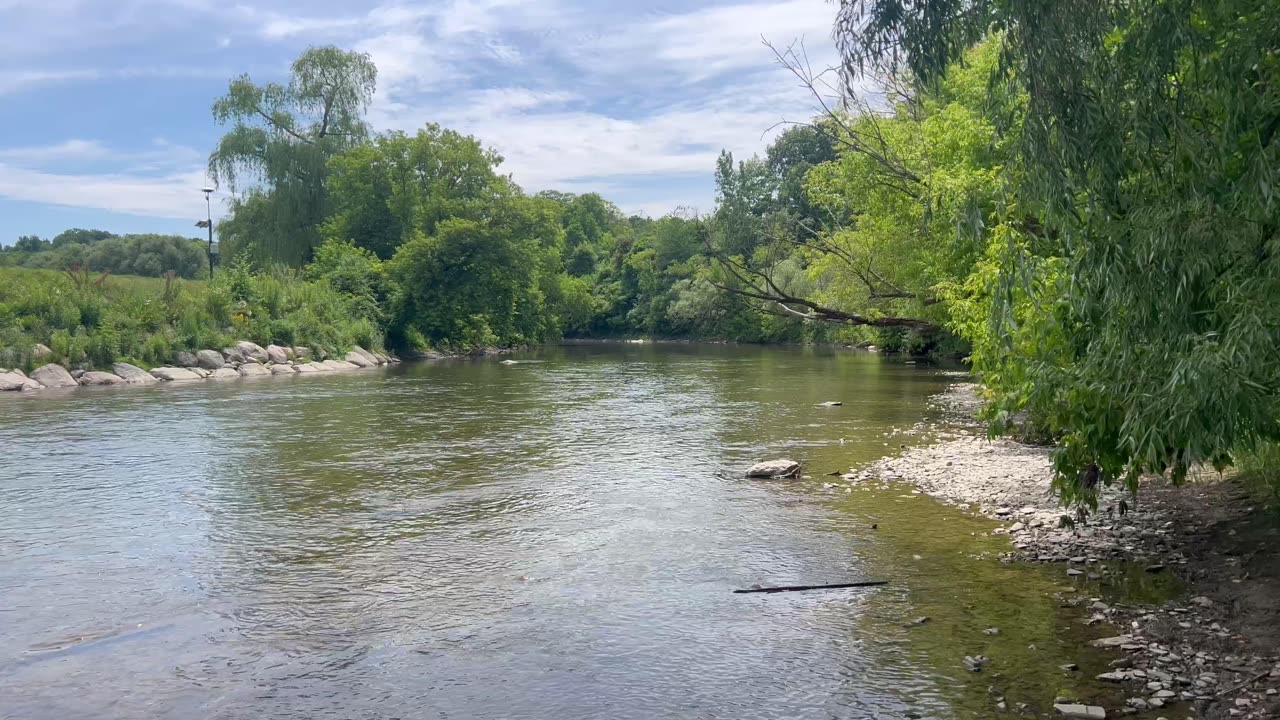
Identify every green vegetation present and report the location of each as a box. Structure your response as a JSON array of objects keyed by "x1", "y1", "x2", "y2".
[
  {"x1": 1, "y1": 229, "x2": 209, "y2": 279},
  {"x1": 0, "y1": 263, "x2": 380, "y2": 371}
]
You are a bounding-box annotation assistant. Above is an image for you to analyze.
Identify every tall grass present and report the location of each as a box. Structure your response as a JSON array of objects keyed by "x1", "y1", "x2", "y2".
[{"x1": 0, "y1": 266, "x2": 382, "y2": 371}]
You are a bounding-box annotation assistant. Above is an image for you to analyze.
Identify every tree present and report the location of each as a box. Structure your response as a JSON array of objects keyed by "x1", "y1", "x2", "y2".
[
  {"x1": 51, "y1": 228, "x2": 114, "y2": 248},
  {"x1": 835, "y1": 0, "x2": 1280, "y2": 507},
  {"x1": 13, "y1": 235, "x2": 47, "y2": 253},
  {"x1": 209, "y1": 45, "x2": 377, "y2": 265}
]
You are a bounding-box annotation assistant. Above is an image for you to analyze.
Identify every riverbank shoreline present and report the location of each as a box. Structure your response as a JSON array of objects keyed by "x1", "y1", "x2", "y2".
[{"x1": 849, "y1": 384, "x2": 1280, "y2": 718}]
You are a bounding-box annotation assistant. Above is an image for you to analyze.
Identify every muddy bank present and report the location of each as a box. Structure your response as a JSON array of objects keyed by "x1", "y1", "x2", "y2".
[{"x1": 845, "y1": 384, "x2": 1280, "y2": 719}]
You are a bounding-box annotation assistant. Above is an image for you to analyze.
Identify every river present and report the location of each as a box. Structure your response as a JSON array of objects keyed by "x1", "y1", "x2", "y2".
[{"x1": 0, "y1": 343, "x2": 1132, "y2": 719}]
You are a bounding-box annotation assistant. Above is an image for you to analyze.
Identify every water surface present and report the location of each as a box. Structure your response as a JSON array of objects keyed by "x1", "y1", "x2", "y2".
[{"x1": 1, "y1": 344, "x2": 1137, "y2": 719}]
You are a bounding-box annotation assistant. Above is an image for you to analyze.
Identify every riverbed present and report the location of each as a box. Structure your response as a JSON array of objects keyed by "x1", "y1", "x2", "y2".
[{"x1": 0, "y1": 343, "x2": 1139, "y2": 719}]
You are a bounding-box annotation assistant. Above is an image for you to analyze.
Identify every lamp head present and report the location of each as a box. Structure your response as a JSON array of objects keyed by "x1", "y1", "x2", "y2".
[{"x1": 202, "y1": 186, "x2": 215, "y2": 196}]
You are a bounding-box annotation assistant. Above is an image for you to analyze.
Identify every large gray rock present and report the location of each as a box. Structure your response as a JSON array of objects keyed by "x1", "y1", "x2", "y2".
[
  {"x1": 208, "y1": 368, "x2": 240, "y2": 380},
  {"x1": 0, "y1": 371, "x2": 41, "y2": 391},
  {"x1": 30, "y1": 363, "x2": 78, "y2": 388},
  {"x1": 294, "y1": 362, "x2": 321, "y2": 373},
  {"x1": 31, "y1": 343, "x2": 53, "y2": 361},
  {"x1": 196, "y1": 349, "x2": 225, "y2": 370},
  {"x1": 224, "y1": 341, "x2": 268, "y2": 364},
  {"x1": 1053, "y1": 704, "x2": 1105, "y2": 719},
  {"x1": 189, "y1": 367, "x2": 210, "y2": 378},
  {"x1": 175, "y1": 351, "x2": 199, "y2": 368},
  {"x1": 321, "y1": 359, "x2": 351, "y2": 370},
  {"x1": 266, "y1": 344, "x2": 291, "y2": 364},
  {"x1": 238, "y1": 363, "x2": 271, "y2": 377},
  {"x1": 270, "y1": 363, "x2": 298, "y2": 374},
  {"x1": 79, "y1": 371, "x2": 124, "y2": 386},
  {"x1": 151, "y1": 367, "x2": 203, "y2": 382},
  {"x1": 345, "y1": 350, "x2": 375, "y2": 368},
  {"x1": 745, "y1": 459, "x2": 801, "y2": 478},
  {"x1": 292, "y1": 346, "x2": 312, "y2": 361},
  {"x1": 351, "y1": 345, "x2": 380, "y2": 366},
  {"x1": 112, "y1": 362, "x2": 159, "y2": 384}
]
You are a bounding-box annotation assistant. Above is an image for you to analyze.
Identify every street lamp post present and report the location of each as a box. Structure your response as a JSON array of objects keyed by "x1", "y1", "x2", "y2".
[{"x1": 202, "y1": 186, "x2": 215, "y2": 278}]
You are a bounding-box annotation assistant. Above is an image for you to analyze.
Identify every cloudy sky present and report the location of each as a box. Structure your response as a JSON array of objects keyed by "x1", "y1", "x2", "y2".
[{"x1": 0, "y1": 0, "x2": 840, "y2": 241}]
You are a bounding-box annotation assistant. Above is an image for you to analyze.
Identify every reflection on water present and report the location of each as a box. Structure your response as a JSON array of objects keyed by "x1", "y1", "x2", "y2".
[{"x1": 0, "y1": 344, "x2": 1129, "y2": 719}]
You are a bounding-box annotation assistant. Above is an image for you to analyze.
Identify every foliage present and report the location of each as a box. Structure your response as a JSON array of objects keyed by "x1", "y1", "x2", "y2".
[
  {"x1": 837, "y1": 0, "x2": 1280, "y2": 507},
  {"x1": 209, "y1": 45, "x2": 377, "y2": 265}
]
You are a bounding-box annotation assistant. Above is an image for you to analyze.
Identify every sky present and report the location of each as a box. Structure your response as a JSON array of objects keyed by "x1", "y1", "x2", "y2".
[{"x1": 0, "y1": 0, "x2": 841, "y2": 242}]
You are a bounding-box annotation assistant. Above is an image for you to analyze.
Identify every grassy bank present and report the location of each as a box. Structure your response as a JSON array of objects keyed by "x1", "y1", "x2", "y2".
[{"x1": 0, "y1": 265, "x2": 382, "y2": 372}]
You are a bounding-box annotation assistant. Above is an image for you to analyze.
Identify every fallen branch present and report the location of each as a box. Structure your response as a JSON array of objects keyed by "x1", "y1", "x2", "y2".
[
  {"x1": 733, "y1": 580, "x2": 888, "y2": 594},
  {"x1": 1218, "y1": 670, "x2": 1270, "y2": 697}
]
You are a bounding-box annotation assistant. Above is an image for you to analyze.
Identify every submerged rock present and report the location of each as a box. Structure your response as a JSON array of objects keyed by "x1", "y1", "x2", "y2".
[
  {"x1": 1053, "y1": 704, "x2": 1105, "y2": 719},
  {"x1": 112, "y1": 362, "x2": 158, "y2": 384},
  {"x1": 30, "y1": 364, "x2": 77, "y2": 388},
  {"x1": 196, "y1": 349, "x2": 225, "y2": 370},
  {"x1": 745, "y1": 459, "x2": 801, "y2": 478}
]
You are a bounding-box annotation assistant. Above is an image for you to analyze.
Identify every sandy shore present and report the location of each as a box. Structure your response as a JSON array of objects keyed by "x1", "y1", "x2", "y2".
[{"x1": 845, "y1": 384, "x2": 1280, "y2": 719}]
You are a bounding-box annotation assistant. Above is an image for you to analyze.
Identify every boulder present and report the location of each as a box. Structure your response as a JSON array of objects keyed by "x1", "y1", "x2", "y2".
[
  {"x1": 344, "y1": 351, "x2": 375, "y2": 368},
  {"x1": 79, "y1": 371, "x2": 124, "y2": 386},
  {"x1": 1053, "y1": 704, "x2": 1106, "y2": 719},
  {"x1": 292, "y1": 346, "x2": 313, "y2": 361},
  {"x1": 321, "y1": 359, "x2": 356, "y2": 370},
  {"x1": 0, "y1": 370, "x2": 41, "y2": 391},
  {"x1": 224, "y1": 341, "x2": 268, "y2": 364},
  {"x1": 208, "y1": 368, "x2": 240, "y2": 380},
  {"x1": 196, "y1": 349, "x2": 225, "y2": 370},
  {"x1": 266, "y1": 344, "x2": 291, "y2": 364},
  {"x1": 351, "y1": 345, "x2": 380, "y2": 366},
  {"x1": 150, "y1": 367, "x2": 203, "y2": 382},
  {"x1": 294, "y1": 362, "x2": 321, "y2": 373},
  {"x1": 32, "y1": 343, "x2": 53, "y2": 360},
  {"x1": 30, "y1": 363, "x2": 78, "y2": 388},
  {"x1": 112, "y1": 362, "x2": 159, "y2": 384},
  {"x1": 189, "y1": 367, "x2": 210, "y2": 378},
  {"x1": 238, "y1": 363, "x2": 271, "y2": 377},
  {"x1": 70, "y1": 369, "x2": 85, "y2": 379},
  {"x1": 745, "y1": 459, "x2": 801, "y2": 478},
  {"x1": 175, "y1": 351, "x2": 199, "y2": 368},
  {"x1": 270, "y1": 363, "x2": 298, "y2": 374}
]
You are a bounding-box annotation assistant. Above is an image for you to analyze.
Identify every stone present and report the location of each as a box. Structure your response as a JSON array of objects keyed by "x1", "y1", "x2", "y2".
[
  {"x1": 1097, "y1": 671, "x2": 1129, "y2": 682},
  {"x1": 1060, "y1": 663, "x2": 1080, "y2": 672},
  {"x1": 175, "y1": 351, "x2": 199, "y2": 368},
  {"x1": 266, "y1": 344, "x2": 291, "y2": 364},
  {"x1": 238, "y1": 363, "x2": 271, "y2": 377},
  {"x1": 321, "y1": 359, "x2": 358, "y2": 370},
  {"x1": 208, "y1": 368, "x2": 240, "y2": 380},
  {"x1": 111, "y1": 362, "x2": 158, "y2": 384},
  {"x1": 270, "y1": 363, "x2": 298, "y2": 374},
  {"x1": 1053, "y1": 703, "x2": 1106, "y2": 719},
  {"x1": 79, "y1": 371, "x2": 124, "y2": 385},
  {"x1": 31, "y1": 343, "x2": 53, "y2": 360},
  {"x1": 292, "y1": 346, "x2": 312, "y2": 361},
  {"x1": 196, "y1": 349, "x2": 225, "y2": 370},
  {"x1": 70, "y1": 369, "x2": 85, "y2": 379},
  {"x1": 30, "y1": 363, "x2": 78, "y2": 388},
  {"x1": 1144, "y1": 564, "x2": 1166, "y2": 573},
  {"x1": 1091, "y1": 635, "x2": 1134, "y2": 648},
  {"x1": 294, "y1": 362, "x2": 321, "y2": 373},
  {"x1": 983, "y1": 627, "x2": 1001, "y2": 635},
  {"x1": 904, "y1": 616, "x2": 930, "y2": 627},
  {"x1": 345, "y1": 350, "x2": 376, "y2": 368},
  {"x1": 963, "y1": 655, "x2": 988, "y2": 672},
  {"x1": 819, "y1": 401, "x2": 843, "y2": 406},
  {"x1": 745, "y1": 459, "x2": 801, "y2": 478},
  {"x1": 150, "y1": 367, "x2": 202, "y2": 382},
  {"x1": 351, "y1": 345, "x2": 379, "y2": 365},
  {"x1": 189, "y1": 367, "x2": 209, "y2": 378},
  {"x1": 1067, "y1": 568, "x2": 1085, "y2": 576},
  {"x1": 224, "y1": 341, "x2": 268, "y2": 364},
  {"x1": 1009, "y1": 522, "x2": 1026, "y2": 532},
  {"x1": 0, "y1": 370, "x2": 41, "y2": 390}
]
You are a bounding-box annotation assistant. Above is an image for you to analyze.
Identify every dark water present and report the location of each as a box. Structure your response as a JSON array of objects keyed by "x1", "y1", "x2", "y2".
[{"x1": 0, "y1": 344, "x2": 1144, "y2": 719}]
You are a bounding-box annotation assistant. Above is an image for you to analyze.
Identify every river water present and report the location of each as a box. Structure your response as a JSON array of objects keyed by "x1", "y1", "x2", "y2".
[{"x1": 1, "y1": 344, "x2": 1135, "y2": 719}]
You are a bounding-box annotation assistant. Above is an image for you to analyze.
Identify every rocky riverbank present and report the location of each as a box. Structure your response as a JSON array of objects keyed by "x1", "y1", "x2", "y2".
[
  {"x1": 845, "y1": 384, "x2": 1280, "y2": 719},
  {"x1": 0, "y1": 340, "x2": 400, "y2": 392}
]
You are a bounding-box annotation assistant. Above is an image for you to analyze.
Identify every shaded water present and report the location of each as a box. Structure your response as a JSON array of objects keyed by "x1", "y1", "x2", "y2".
[{"x1": 1, "y1": 344, "x2": 1149, "y2": 719}]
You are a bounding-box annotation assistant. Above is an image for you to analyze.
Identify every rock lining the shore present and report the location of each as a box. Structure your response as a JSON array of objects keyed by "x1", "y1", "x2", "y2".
[{"x1": 0, "y1": 343, "x2": 401, "y2": 392}]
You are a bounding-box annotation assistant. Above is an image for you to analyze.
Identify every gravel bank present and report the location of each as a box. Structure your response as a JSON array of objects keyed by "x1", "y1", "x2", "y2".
[{"x1": 844, "y1": 383, "x2": 1280, "y2": 719}]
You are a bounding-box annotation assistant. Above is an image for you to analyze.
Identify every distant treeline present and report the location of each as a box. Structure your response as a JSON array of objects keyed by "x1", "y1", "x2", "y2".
[{"x1": 2, "y1": 228, "x2": 209, "y2": 279}]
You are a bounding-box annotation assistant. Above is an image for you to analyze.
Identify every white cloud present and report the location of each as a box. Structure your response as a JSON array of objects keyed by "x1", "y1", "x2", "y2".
[
  {"x1": 0, "y1": 162, "x2": 216, "y2": 220},
  {"x1": 0, "y1": 139, "x2": 112, "y2": 164}
]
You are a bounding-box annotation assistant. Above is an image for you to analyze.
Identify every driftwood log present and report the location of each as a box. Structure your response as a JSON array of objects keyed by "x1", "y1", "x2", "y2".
[{"x1": 734, "y1": 580, "x2": 888, "y2": 594}]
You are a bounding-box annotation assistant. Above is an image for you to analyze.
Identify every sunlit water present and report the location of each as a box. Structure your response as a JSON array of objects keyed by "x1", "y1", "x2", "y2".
[{"x1": 1, "y1": 344, "x2": 1151, "y2": 719}]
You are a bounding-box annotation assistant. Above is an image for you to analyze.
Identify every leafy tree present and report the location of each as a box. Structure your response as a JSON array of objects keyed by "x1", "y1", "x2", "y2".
[
  {"x1": 51, "y1": 228, "x2": 115, "y2": 248},
  {"x1": 13, "y1": 235, "x2": 49, "y2": 253},
  {"x1": 836, "y1": 0, "x2": 1280, "y2": 507},
  {"x1": 209, "y1": 45, "x2": 377, "y2": 265}
]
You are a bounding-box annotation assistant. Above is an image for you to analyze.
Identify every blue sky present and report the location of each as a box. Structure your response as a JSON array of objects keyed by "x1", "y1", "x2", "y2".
[{"x1": 0, "y1": 0, "x2": 839, "y2": 242}]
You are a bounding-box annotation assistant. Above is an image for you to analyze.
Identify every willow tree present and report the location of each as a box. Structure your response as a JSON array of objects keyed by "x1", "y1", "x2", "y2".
[
  {"x1": 836, "y1": 1, "x2": 1280, "y2": 507},
  {"x1": 209, "y1": 46, "x2": 377, "y2": 266}
]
